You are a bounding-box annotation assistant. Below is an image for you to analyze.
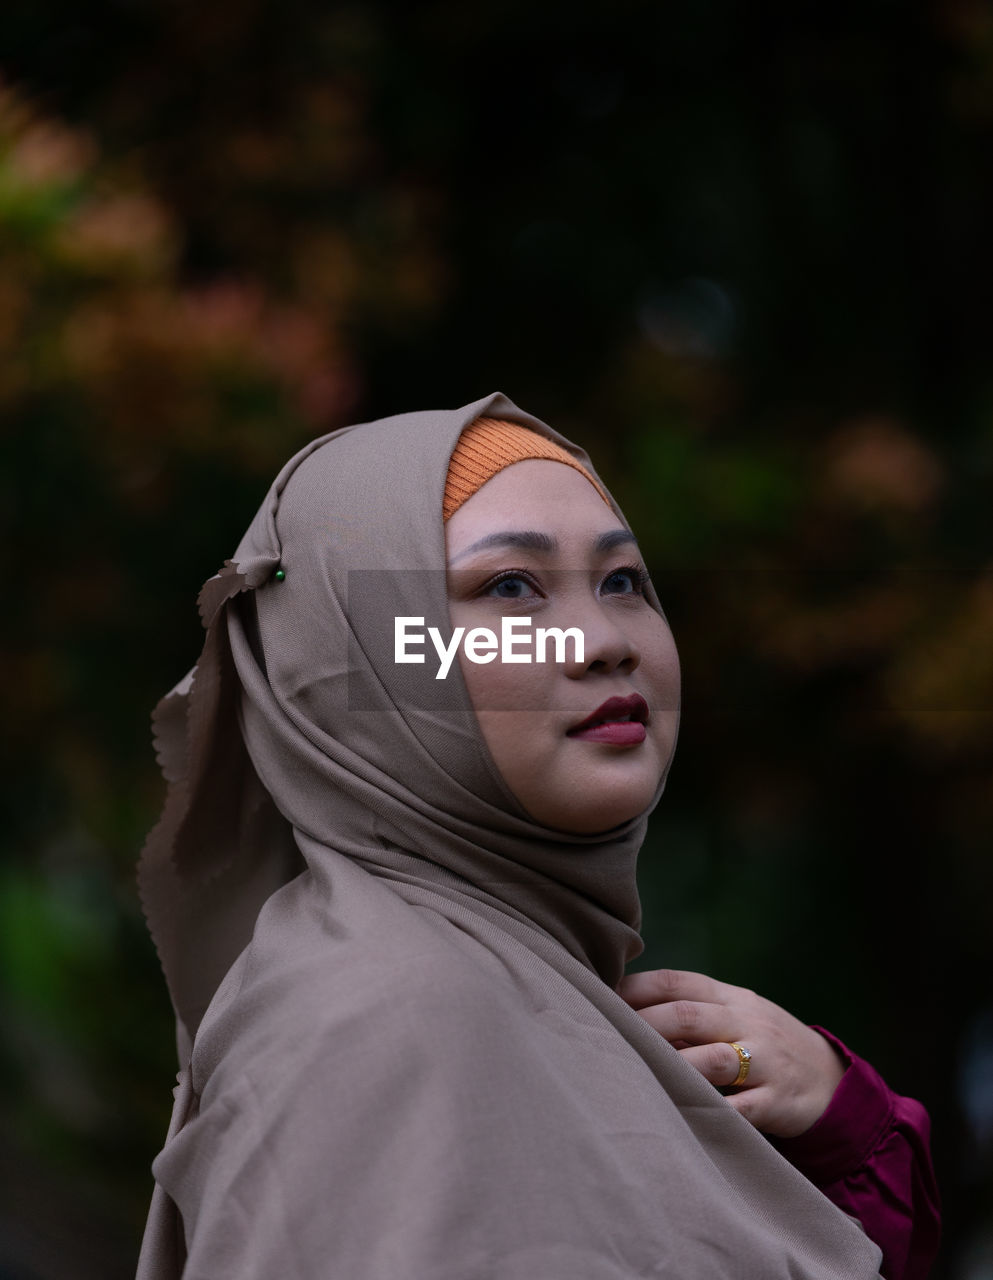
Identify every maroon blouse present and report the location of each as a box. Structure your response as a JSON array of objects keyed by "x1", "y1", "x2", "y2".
[{"x1": 771, "y1": 1027, "x2": 941, "y2": 1280}]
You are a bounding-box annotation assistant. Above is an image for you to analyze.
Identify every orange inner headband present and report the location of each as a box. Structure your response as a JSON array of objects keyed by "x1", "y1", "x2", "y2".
[{"x1": 443, "y1": 417, "x2": 611, "y2": 522}]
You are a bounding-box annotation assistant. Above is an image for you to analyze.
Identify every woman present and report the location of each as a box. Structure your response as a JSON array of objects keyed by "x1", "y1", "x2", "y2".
[{"x1": 137, "y1": 393, "x2": 938, "y2": 1278}]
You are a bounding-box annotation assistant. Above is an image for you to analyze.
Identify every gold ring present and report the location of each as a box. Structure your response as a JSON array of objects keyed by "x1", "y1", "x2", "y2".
[{"x1": 728, "y1": 1042, "x2": 751, "y2": 1088}]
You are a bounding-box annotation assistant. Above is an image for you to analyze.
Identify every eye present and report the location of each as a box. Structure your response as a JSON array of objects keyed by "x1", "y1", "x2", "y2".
[
  {"x1": 600, "y1": 565, "x2": 650, "y2": 596},
  {"x1": 483, "y1": 570, "x2": 541, "y2": 600}
]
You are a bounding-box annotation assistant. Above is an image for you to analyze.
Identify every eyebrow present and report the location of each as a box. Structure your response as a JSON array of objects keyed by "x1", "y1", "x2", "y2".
[{"x1": 447, "y1": 528, "x2": 640, "y2": 565}]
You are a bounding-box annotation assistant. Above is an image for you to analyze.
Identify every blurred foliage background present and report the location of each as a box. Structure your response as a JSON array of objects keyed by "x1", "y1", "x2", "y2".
[{"x1": 0, "y1": 1, "x2": 991, "y2": 1276}]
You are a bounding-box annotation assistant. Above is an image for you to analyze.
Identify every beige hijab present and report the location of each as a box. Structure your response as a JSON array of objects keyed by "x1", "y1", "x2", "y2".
[{"x1": 136, "y1": 391, "x2": 882, "y2": 1278}]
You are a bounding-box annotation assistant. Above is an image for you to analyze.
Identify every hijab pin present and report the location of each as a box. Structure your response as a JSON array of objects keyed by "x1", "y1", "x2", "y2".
[{"x1": 274, "y1": 567, "x2": 286, "y2": 582}]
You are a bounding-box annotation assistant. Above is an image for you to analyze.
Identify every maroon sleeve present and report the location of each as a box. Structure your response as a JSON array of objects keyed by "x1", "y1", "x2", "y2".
[{"x1": 770, "y1": 1027, "x2": 941, "y2": 1280}]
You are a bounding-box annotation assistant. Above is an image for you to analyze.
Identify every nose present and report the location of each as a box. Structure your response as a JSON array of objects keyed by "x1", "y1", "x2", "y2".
[{"x1": 561, "y1": 600, "x2": 641, "y2": 680}]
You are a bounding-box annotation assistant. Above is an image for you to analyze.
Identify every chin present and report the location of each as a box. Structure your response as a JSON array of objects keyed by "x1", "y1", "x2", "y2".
[{"x1": 539, "y1": 782, "x2": 657, "y2": 835}]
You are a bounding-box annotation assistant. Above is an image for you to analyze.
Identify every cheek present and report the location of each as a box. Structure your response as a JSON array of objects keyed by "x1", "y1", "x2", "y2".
[
  {"x1": 452, "y1": 640, "x2": 555, "y2": 787},
  {"x1": 644, "y1": 618, "x2": 681, "y2": 700},
  {"x1": 639, "y1": 620, "x2": 680, "y2": 760},
  {"x1": 471, "y1": 708, "x2": 548, "y2": 780},
  {"x1": 454, "y1": 640, "x2": 555, "y2": 714}
]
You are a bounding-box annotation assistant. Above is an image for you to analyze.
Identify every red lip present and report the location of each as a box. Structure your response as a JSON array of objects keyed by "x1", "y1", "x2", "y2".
[{"x1": 567, "y1": 694, "x2": 650, "y2": 737}]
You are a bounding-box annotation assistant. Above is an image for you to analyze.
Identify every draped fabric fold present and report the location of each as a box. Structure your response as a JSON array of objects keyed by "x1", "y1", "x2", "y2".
[{"x1": 136, "y1": 392, "x2": 883, "y2": 1278}]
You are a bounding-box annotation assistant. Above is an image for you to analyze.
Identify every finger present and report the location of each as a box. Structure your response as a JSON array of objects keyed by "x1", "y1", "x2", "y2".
[
  {"x1": 616, "y1": 968, "x2": 730, "y2": 1011},
  {"x1": 678, "y1": 1041, "x2": 753, "y2": 1089},
  {"x1": 724, "y1": 1084, "x2": 774, "y2": 1131},
  {"x1": 637, "y1": 999, "x2": 738, "y2": 1047}
]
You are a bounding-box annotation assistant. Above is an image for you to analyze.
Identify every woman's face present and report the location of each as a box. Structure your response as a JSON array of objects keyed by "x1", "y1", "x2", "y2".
[{"x1": 445, "y1": 460, "x2": 680, "y2": 834}]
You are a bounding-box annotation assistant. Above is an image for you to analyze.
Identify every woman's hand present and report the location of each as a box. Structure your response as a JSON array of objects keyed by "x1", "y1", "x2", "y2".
[{"x1": 615, "y1": 968, "x2": 847, "y2": 1138}]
